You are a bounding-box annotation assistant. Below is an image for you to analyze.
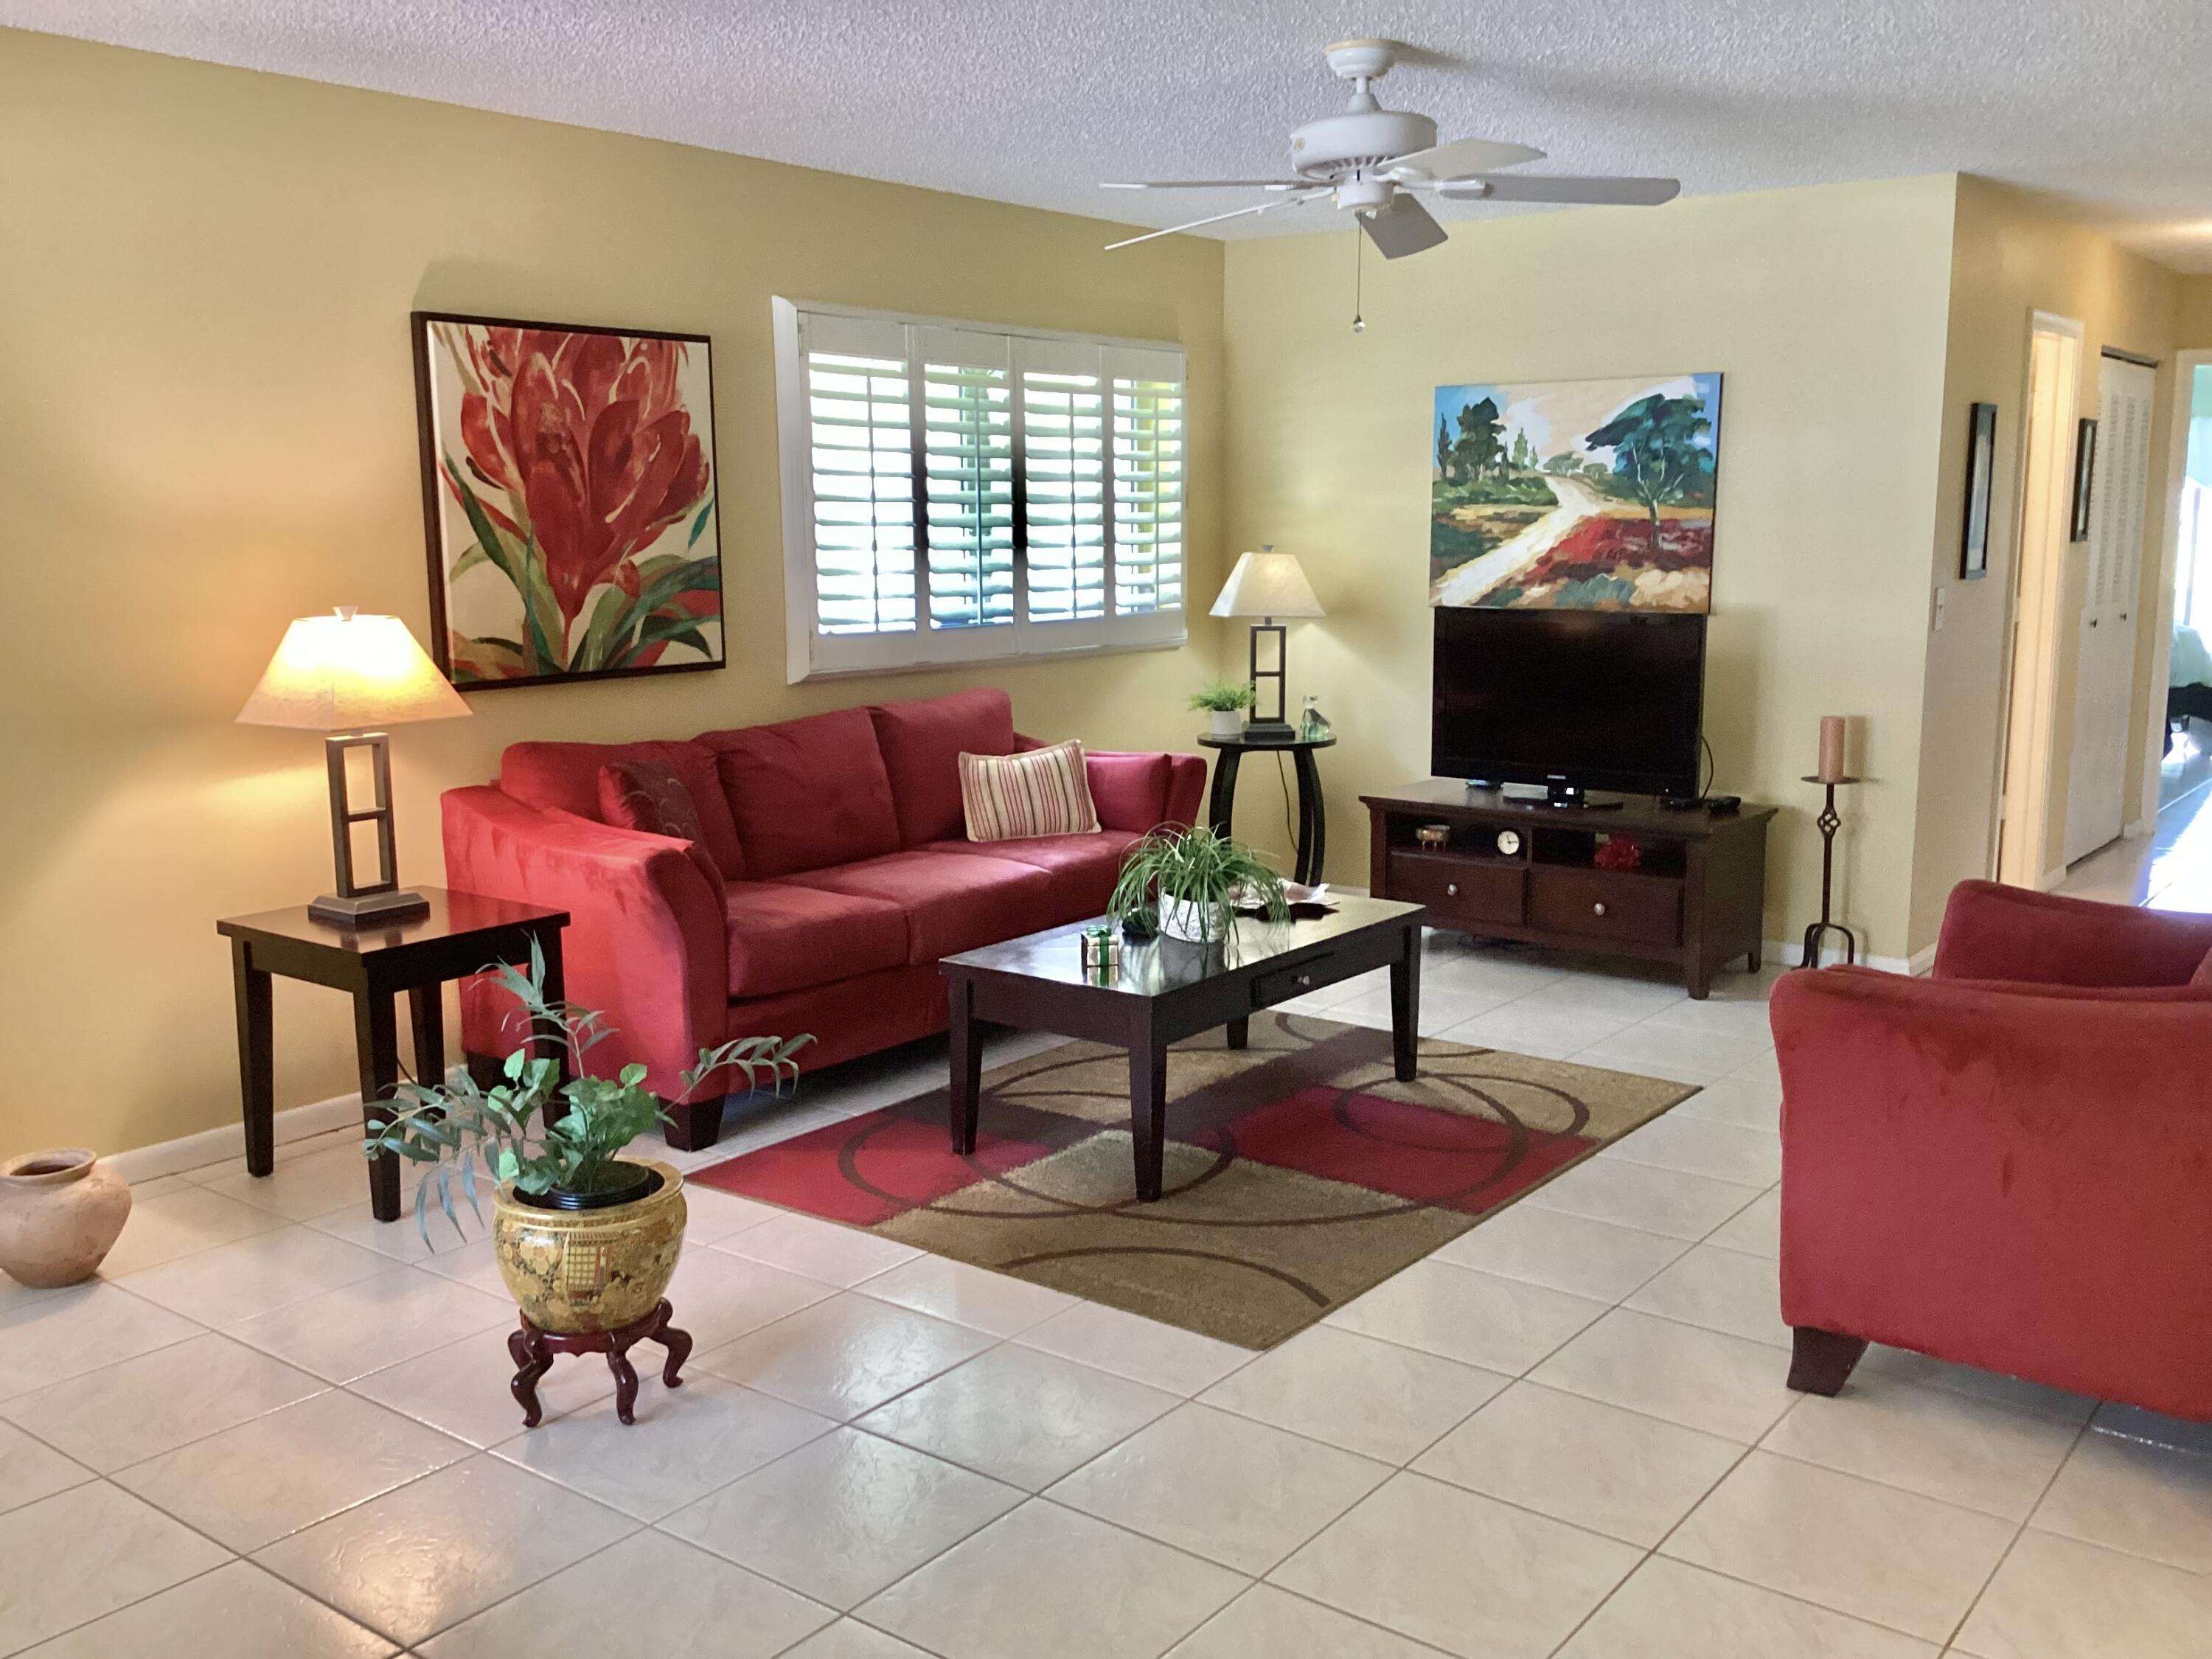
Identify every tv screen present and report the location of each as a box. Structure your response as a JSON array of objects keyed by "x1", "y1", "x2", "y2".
[{"x1": 1431, "y1": 608, "x2": 1707, "y2": 799}]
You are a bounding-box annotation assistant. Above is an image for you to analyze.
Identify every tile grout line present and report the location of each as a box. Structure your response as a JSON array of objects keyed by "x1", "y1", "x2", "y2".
[{"x1": 1936, "y1": 1415, "x2": 2094, "y2": 1655}]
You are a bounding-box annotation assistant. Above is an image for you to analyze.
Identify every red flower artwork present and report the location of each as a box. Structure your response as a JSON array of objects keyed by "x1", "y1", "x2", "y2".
[{"x1": 421, "y1": 316, "x2": 722, "y2": 686}]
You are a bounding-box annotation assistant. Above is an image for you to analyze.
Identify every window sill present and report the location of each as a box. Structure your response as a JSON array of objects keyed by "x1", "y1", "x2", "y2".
[{"x1": 788, "y1": 629, "x2": 1189, "y2": 685}]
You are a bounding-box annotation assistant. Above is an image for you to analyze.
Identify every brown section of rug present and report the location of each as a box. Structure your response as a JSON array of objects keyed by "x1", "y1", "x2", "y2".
[{"x1": 695, "y1": 1012, "x2": 1696, "y2": 1349}]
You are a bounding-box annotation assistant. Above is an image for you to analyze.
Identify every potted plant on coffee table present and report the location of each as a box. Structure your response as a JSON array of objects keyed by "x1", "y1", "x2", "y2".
[
  {"x1": 1189, "y1": 678, "x2": 1257, "y2": 739},
  {"x1": 1110, "y1": 825, "x2": 1289, "y2": 945},
  {"x1": 366, "y1": 943, "x2": 809, "y2": 1351}
]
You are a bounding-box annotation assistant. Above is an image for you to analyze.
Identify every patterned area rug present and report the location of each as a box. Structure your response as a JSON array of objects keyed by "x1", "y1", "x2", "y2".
[{"x1": 693, "y1": 1012, "x2": 1696, "y2": 1349}]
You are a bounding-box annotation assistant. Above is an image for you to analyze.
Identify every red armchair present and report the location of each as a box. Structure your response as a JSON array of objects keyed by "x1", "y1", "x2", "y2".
[
  {"x1": 1771, "y1": 880, "x2": 2212, "y2": 1419},
  {"x1": 444, "y1": 689, "x2": 1205, "y2": 1149}
]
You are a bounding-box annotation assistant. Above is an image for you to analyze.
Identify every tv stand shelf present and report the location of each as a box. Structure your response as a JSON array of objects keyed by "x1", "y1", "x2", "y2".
[{"x1": 1363, "y1": 781, "x2": 1776, "y2": 998}]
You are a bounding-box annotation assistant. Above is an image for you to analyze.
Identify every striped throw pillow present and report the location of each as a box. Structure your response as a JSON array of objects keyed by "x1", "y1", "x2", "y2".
[{"x1": 960, "y1": 740, "x2": 1101, "y2": 842}]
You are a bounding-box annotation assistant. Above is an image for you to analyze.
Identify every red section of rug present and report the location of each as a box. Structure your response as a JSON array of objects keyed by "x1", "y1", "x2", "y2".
[
  {"x1": 1205, "y1": 1085, "x2": 1592, "y2": 1213},
  {"x1": 692, "y1": 1110, "x2": 1052, "y2": 1226}
]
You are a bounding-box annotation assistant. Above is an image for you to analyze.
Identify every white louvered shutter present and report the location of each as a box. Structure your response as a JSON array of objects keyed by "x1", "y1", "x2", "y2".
[
  {"x1": 1109, "y1": 345, "x2": 1186, "y2": 616},
  {"x1": 919, "y1": 327, "x2": 1015, "y2": 631},
  {"x1": 1020, "y1": 340, "x2": 1108, "y2": 625},
  {"x1": 801, "y1": 313, "x2": 915, "y2": 636}
]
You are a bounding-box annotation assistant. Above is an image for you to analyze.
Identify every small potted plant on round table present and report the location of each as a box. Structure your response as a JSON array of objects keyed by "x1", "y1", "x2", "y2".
[
  {"x1": 1189, "y1": 678, "x2": 1257, "y2": 739},
  {"x1": 1110, "y1": 825, "x2": 1289, "y2": 945},
  {"x1": 366, "y1": 943, "x2": 808, "y2": 1425}
]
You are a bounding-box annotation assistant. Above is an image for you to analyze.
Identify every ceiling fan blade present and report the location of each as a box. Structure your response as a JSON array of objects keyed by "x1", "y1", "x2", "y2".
[
  {"x1": 1105, "y1": 192, "x2": 1321, "y2": 251},
  {"x1": 1359, "y1": 193, "x2": 1449, "y2": 260},
  {"x1": 1385, "y1": 136, "x2": 1545, "y2": 181},
  {"x1": 1102, "y1": 180, "x2": 1313, "y2": 191},
  {"x1": 1439, "y1": 173, "x2": 1681, "y2": 206}
]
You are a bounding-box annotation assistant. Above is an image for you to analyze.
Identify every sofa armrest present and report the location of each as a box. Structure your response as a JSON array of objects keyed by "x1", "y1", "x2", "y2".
[
  {"x1": 441, "y1": 786, "x2": 726, "y2": 1098},
  {"x1": 1770, "y1": 966, "x2": 2212, "y2": 1406},
  {"x1": 1931, "y1": 879, "x2": 2212, "y2": 987}
]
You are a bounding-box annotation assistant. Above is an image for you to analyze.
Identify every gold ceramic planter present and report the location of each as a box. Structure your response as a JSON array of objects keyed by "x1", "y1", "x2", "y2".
[{"x1": 491, "y1": 1158, "x2": 686, "y2": 1335}]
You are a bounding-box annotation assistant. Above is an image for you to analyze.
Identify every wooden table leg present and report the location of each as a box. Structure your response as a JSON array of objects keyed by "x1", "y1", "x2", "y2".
[
  {"x1": 948, "y1": 975, "x2": 982, "y2": 1155},
  {"x1": 537, "y1": 928, "x2": 570, "y2": 1093},
  {"x1": 1389, "y1": 922, "x2": 1421, "y2": 1082},
  {"x1": 1129, "y1": 1015, "x2": 1168, "y2": 1202},
  {"x1": 1206, "y1": 748, "x2": 1242, "y2": 839},
  {"x1": 406, "y1": 985, "x2": 445, "y2": 1090},
  {"x1": 1292, "y1": 745, "x2": 1326, "y2": 886},
  {"x1": 1225, "y1": 1016, "x2": 1249, "y2": 1050},
  {"x1": 352, "y1": 989, "x2": 402, "y2": 1222},
  {"x1": 230, "y1": 939, "x2": 276, "y2": 1178}
]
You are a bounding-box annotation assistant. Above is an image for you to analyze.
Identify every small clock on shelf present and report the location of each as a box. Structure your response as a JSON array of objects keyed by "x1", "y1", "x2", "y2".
[{"x1": 1494, "y1": 829, "x2": 1523, "y2": 858}]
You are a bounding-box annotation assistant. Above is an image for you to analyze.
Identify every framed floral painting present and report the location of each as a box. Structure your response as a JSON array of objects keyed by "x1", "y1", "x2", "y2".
[{"x1": 411, "y1": 311, "x2": 723, "y2": 688}]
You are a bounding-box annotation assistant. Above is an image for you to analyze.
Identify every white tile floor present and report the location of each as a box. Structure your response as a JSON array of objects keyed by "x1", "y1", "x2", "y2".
[{"x1": 3, "y1": 934, "x2": 2211, "y2": 1656}]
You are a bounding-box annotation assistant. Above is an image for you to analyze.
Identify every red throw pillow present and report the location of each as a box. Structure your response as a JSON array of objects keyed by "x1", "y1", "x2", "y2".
[
  {"x1": 2193, "y1": 950, "x2": 2212, "y2": 989},
  {"x1": 1085, "y1": 751, "x2": 1173, "y2": 831},
  {"x1": 598, "y1": 760, "x2": 708, "y2": 845}
]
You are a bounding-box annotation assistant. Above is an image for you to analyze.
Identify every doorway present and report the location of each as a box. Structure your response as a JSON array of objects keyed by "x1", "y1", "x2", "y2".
[
  {"x1": 2061, "y1": 352, "x2": 2157, "y2": 864},
  {"x1": 1996, "y1": 313, "x2": 2082, "y2": 888}
]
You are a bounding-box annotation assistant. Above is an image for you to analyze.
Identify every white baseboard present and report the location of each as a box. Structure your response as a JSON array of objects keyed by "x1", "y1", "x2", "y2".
[
  {"x1": 2036, "y1": 865, "x2": 2070, "y2": 893},
  {"x1": 104, "y1": 1089, "x2": 367, "y2": 1184},
  {"x1": 2124, "y1": 818, "x2": 2149, "y2": 840},
  {"x1": 1761, "y1": 936, "x2": 1930, "y2": 976}
]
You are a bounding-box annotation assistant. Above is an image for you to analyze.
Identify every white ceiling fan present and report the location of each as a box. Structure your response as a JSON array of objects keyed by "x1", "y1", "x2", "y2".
[{"x1": 1102, "y1": 38, "x2": 1680, "y2": 257}]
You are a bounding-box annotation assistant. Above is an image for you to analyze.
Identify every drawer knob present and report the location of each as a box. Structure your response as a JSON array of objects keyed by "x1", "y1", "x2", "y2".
[
  {"x1": 1294, "y1": 973, "x2": 1313, "y2": 988},
  {"x1": 1445, "y1": 883, "x2": 1458, "y2": 897},
  {"x1": 1593, "y1": 901, "x2": 1608, "y2": 917}
]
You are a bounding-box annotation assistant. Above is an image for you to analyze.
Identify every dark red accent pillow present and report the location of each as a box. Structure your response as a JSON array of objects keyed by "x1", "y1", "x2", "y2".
[
  {"x1": 1084, "y1": 751, "x2": 1173, "y2": 832},
  {"x1": 2193, "y1": 950, "x2": 2212, "y2": 990},
  {"x1": 504, "y1": 739, "x2": 748, "y2": 880},
  {"x1": 599, "y1": 760, "x2": 708, "y2": 844}
]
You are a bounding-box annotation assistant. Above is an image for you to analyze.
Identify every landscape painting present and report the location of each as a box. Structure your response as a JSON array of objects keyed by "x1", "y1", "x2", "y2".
[
  {"x1": 1430, "y1": 373, "x2": 1722, "y2": 612},
  {"x1": 413, "y1": 311, "x2": 724, "y2": 688}
]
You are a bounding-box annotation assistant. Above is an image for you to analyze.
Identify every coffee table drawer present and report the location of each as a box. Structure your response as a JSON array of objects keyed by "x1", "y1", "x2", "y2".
[
  {"x1": 1528, "y1": 866, "x2": 1681, "y2": 947},
  {"x1": 1252, "y1": 952, "x2": 1342, "y2": 1009}
]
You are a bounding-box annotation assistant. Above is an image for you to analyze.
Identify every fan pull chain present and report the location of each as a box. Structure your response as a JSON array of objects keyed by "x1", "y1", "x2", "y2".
[{"x1": 1352, "y1": 226, "x2": 1366, "y2": 333}]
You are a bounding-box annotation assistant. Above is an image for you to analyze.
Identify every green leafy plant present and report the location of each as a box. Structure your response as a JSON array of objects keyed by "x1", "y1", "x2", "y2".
[
  {"x1": 1108, "y1": 826, "x2": 1290, "y2": 943},
  {"x1": 364, "y1": 941, "x2": 811, "y2": 1245},
  {"x1": 1188, "y1": 678, "x2": 1258, "y2": 714}
]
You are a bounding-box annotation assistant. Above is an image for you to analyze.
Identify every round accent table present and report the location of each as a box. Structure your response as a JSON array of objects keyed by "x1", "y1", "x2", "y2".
[{"x1": 1198, "y1": 732, "x2": 1336, "y2": 886}]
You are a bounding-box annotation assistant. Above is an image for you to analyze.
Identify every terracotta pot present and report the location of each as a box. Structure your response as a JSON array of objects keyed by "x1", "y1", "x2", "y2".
[
  {"x1": 0, "y1": 1149, "x2": 132, "y2": 1287},
  {"x1": 491, "y1": 1158, "x2": 686, "y2": 1335}
]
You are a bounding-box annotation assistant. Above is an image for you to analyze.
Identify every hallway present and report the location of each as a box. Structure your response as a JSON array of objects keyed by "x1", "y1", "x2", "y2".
[{"x1": 2054, "y1": 723, "x2": 2212, "y2": 910}]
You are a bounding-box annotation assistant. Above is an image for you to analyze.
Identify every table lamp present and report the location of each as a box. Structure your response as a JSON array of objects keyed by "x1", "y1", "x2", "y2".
[
  {"x1": 238, "y1": 608, "x2": 470, "y2": 926},
  {"x1": 1210, "y1": 545, "x2": 1324, "y2": 735}
]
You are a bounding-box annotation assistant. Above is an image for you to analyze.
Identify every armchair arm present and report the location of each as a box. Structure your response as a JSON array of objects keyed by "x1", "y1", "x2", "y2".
[
  {"x1": 441, "y1": 786, "x2": 726, "y2": 1098},
  {"x1": 1770, "y1": 966, "x2": 2212, "y2": 1413},
  {"x1": 1931, "y1": 880, "x2": 2212, "y2": 986}
]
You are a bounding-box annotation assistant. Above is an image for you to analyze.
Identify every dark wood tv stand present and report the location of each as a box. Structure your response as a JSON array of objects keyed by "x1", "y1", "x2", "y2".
[{"x1": 1362, "y1": 781, "x2": 1776, "y2": 998}]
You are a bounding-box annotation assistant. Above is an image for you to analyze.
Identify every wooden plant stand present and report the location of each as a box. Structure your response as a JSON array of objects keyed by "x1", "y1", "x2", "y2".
[{"x1": 508, "y1": 1299, "x2": 692, "y2": 1427}]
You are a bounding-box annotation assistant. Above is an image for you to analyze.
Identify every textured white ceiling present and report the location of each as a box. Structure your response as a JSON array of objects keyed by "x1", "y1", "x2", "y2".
[{"x1": 9, "y1": 1, "x2": 2212, "y2": 270}]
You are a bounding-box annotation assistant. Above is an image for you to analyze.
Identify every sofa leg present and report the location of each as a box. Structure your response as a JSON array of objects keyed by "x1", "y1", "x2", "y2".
[
  {"x1": 1787, "y1": 1326, "x2": 1868, "y2": 1396},
  {"x1": 661, "y1": 1096, "x2": 726, "y2": 1152}
]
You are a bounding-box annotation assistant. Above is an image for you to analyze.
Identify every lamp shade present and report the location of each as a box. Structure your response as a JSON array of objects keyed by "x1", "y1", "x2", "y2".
[
  {"x1": 1210, "y1": 546, "x2": 1324, "y2": 619},
  {"x1": 237, "y1": 609, "x2": 470, "y2": 731}
]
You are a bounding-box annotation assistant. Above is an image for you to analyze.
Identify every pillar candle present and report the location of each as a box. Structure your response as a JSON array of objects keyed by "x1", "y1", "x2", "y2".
[{"x1": 1818, "y1": 715, "x2": 1847, "y2": 784}]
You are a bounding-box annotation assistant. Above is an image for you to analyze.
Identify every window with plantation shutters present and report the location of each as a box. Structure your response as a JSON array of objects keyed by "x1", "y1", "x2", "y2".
[{"x1": 774, "y1": 300, "x2": 1188, "y2": 681}]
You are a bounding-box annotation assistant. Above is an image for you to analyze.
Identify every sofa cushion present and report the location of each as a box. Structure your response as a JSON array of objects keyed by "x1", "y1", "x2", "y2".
[
  {"x1": 501, "y1": 740, "x2": 747, "y2": 880},
  {"x1": 700, "y1": 706, "x2": 900, "y2": 879},
  {"x1": 2194, "y1": 950, "x2": 2212, "y2": 989},
  {"x1": 785, "y1": 849, "x2": 1057, "y2": 963},
  {"x1": 723, "y1": 882, "x2": 908, "y2": 999},
  {"x1": 960, "y1": 740, "x2": 1101, "y2": 842},
  {"x1": 926, "y1": 830, "x2": 1140, "y2": 918},
  {"x1": 1085, "y1": 751, "x2": 1175, "y2": 832},
  {"x1": 869, "y1": 689, "x2": 1018, "y2": 846}
]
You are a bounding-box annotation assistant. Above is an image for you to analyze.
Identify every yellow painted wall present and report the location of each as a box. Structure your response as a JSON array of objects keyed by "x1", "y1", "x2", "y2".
[
  {"x1": 0, "y1": 29, "x2": 1226, "y2": 1158},
  {"x1": 1222, "y1": 177, "x2": 1961, "y2": 962},
  {"x1": 2179, "y1": 277, "x2": 2212, "y2": 347},
  {"x1": 1907, "y1": 178, "x2": 2180, "y2": 947}
]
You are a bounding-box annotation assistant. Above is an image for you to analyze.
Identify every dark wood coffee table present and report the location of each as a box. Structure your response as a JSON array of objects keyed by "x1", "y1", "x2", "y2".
[{"x1": 941, "y1": 895, "x2": 1427, "y2": 1201}]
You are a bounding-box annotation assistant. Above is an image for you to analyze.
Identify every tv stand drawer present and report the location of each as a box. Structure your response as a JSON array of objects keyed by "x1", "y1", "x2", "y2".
[
  {"x1": 1528, "y1": 866, "x2": 1681, "y2": 947},
  {"x1": 1388, "y1": 851, "x2": 1524, "y2": 928}
]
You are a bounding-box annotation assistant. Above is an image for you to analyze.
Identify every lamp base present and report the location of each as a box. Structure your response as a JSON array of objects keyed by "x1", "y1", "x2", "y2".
[
  {"x1": 1239, "y1": 720, "x2": 1297, "y2": 742},
  {"x1": 308, "y1": 888, "x2": 431, "y2": 928}
]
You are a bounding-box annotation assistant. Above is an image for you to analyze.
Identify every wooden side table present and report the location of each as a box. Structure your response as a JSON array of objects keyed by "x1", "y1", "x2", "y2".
[
  {"x1": 1198, "y1": 731, "x2": 1336, "y2": 885},
  {"x1": 217, "y1": 887, "x2": 569, "y2": 1222}
]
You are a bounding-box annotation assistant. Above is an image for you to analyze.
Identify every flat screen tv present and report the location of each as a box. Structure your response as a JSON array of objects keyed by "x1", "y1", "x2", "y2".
[{"x1": 1431, "y1": 608, "x2": 1707, "y2": 804}]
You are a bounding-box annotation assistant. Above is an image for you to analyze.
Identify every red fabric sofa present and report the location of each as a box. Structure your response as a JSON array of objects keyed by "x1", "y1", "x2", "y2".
[
  {"x1": 442, "y1": 689, "x2": 1204, "y2": 1147},
  {"x1": 1770, "y1": 880, "x2": 2212, "y2": 1419}
]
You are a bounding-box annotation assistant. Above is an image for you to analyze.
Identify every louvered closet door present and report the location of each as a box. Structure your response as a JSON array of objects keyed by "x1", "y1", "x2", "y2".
[{"x1": 2062, "y1": 355, "x2": 2157, "y2": 863}]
